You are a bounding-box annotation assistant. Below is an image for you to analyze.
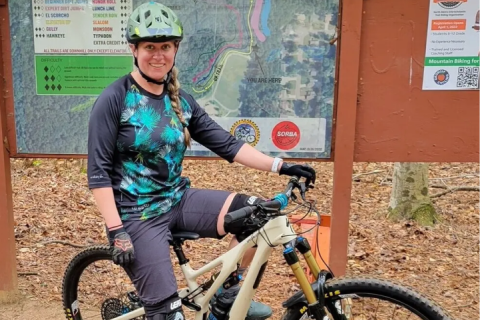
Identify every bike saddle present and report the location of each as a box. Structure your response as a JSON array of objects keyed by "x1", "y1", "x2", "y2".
[{"x1": 170, "y1": 231, "x2": 200, "y2": 242}]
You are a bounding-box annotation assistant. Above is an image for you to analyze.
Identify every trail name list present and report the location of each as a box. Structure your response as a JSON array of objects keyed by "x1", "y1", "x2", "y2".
[{"x1": 32, "y1": 0, "x2": 133, "y2": 54}]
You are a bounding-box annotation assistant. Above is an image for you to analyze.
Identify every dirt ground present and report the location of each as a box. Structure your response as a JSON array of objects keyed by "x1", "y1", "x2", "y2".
[{"x1": 0, "y1": 159, "x2": 478, "y2": 320}]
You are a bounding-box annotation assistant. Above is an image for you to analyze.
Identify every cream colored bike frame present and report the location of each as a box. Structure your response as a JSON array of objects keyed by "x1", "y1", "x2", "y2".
[{"x1": 111, "y1": 215, "x2": 297, "y2": 320}]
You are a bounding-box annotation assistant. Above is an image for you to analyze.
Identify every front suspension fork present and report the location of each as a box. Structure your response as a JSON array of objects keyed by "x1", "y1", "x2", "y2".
[
  {"x1": 284, "y1": 237, "x2": 344, "y2": 320},
  {"x1": 294, "y1": 236, "x2": 320, "y2": 280}
]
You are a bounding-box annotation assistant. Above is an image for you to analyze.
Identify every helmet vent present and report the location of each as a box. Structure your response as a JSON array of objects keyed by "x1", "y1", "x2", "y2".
[
  {"x1": 135, "y1": 13, "x2": 140, "y2": 23},
  {"x1": 161, "y1": 10, "x2": 169, "y2": 19},
  {"x1": 144, "y1": 10, "x2": 151, "y2": 20}
]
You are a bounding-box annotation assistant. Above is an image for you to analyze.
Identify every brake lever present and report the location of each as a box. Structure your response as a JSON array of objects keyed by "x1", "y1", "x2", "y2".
[
  {"x1": 301, "y1": 183, "x2": 307, "y2": 201},
  {"x1": 290, "y1": 191, "x2": 298, "y2": 202},
  {"x1": 299, "y1": 182, "x2": 308, "y2": 201}
]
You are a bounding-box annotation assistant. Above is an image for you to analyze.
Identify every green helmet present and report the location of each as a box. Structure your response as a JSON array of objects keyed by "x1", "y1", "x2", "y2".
[{"x1": 126, "y1": 1, "x2": 183, "y2": 44}]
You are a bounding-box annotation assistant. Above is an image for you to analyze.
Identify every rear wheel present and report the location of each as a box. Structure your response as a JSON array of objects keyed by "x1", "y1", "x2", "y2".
[
  {"x1": 62, "y1": 245, "x2": 145, "y2": 320},
  {"x1": 281, "y1": 277, "x2": 453, "y2": 320}
]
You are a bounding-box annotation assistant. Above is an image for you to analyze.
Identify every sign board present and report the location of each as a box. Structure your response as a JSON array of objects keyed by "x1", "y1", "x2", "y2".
[
  {"x1": 8, "y1": 0, "x2": 338, "y2": 158},
  {"x1": 422, "y1": 0, "x2": 480, "y2": 90}
]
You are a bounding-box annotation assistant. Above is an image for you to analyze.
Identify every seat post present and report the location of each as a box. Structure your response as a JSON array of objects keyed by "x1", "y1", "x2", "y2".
[{"x1": 171, "y1": 239, "x2": 189, "y2": 265}]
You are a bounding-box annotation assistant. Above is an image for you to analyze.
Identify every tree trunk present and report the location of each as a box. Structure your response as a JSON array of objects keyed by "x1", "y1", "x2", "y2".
[
  {"x1": 80, "y1": 159, "x2": 87, "y2": 174},
  {"x1": 388, "y1": 162, "x2": 438, "y2": 226}
]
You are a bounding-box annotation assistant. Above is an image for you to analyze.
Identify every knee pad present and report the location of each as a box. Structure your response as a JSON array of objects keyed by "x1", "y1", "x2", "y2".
[
  {"x1": 144, "y1": 293, "x2": 184, "y2": 320},
  {"x1": 224, "y1": 194, "x2": 264, "y2": 241},
  {"x1": 227, "y1": 193, "x2": 263, "y2": 213}
]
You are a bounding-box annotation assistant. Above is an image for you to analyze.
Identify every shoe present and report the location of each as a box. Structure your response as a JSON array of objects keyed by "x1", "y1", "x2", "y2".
[{"x1": 209, "y1": 285, "x2": 272, "y2": 320}]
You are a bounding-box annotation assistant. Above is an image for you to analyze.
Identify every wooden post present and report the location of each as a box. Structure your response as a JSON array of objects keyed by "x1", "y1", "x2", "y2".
[
  {"x1": 0, "y1": 119, "x2": 17, "y2": 303},
  {"x1": 0, "y1": 0, "x2": 18, "y2": 302},
  {"x1": 328, "y1": 0, "x2": 364, "y2": 276}
]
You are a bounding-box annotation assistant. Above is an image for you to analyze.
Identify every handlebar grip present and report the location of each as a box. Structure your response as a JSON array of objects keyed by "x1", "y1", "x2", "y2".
[
  {"x1": 224, "y1": 206, "x2": 255, "y2": 224},
  {"x1": 259, "y1": 199, "x2": 282, "y2": 210}
]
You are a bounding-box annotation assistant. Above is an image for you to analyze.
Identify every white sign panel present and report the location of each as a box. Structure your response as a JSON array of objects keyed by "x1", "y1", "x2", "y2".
[
  {"x1": 32, "y1": 0, "x2": 132, "y2": 54},
  {"x1": 190, "y1": 117, "x2": 327, "y2": 154},
  {"x1": 422, "y1": 0, "x2": 479, "y2": 90}
]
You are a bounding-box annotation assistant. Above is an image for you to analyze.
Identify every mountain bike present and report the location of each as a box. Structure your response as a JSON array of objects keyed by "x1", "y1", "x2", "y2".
[{"x1": 62, "y1": 176, "x2": 453, "y2": 320}]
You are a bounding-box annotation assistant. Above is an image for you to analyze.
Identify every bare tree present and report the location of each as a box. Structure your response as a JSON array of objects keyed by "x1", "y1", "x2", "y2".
[{"x1": 388, "y1": 162, "x2": 438, "y2": 226}]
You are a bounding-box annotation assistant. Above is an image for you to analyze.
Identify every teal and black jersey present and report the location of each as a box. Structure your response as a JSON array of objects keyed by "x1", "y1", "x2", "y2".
[{"x1": 87, "y1": 74, "x2": 244, "y2": 221}]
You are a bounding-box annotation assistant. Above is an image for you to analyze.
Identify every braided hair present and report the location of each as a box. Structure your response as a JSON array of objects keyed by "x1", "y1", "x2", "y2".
[{"x1": 167, "y1": 66, "x2": 191, "y2": 148}]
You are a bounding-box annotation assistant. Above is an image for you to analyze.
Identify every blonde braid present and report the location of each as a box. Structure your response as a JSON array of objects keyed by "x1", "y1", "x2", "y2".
[{"x1": 167, "y1": 66, "x2": 191, "y2": 148}]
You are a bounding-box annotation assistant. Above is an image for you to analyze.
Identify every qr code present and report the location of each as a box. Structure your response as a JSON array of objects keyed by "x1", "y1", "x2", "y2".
[{"x1": 456, "y1": 67, "x2": 479, "y2": 88}]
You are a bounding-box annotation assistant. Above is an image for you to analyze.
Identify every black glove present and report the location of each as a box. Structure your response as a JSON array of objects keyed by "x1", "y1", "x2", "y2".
[
  {"x1": 109, "y1": 227, "x2": 135, "y2": 267},
  {"x1": 279, "y1": 162, "x2": 316, "y2": 187}
]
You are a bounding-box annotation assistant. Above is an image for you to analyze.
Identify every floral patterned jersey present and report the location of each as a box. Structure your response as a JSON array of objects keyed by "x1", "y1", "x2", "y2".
[{"x1": 87, "y1": 74, "x2": 244, "y2": 221}]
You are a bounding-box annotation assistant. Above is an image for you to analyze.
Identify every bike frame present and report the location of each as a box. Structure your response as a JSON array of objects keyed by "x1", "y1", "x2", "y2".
[{"x1": 110, "y1": 215, "x2": 298, "y2": 320}]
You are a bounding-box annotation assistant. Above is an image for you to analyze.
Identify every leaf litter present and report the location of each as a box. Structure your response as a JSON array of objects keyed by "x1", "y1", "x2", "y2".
[{"x1": 2, "y1": 159, "x2": 478, "y2": 320}]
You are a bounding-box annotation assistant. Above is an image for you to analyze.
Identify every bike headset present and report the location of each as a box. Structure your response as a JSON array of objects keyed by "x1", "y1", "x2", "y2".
[{"x1": 125, "y1": 1, "x2": 184, "y2": 85}]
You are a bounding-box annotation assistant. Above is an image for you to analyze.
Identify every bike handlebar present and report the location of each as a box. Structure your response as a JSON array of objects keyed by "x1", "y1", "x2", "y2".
[
  {"x1": 223, "y1": 176, "x2": 300, "y2": 226},
  {"x1": 223, "y1": 206, "x2": 256, "y2": 225}
]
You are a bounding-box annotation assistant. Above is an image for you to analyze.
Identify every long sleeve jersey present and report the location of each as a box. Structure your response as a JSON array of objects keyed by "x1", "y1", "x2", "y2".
[{"x1": 87, "y1": 74, "x2": 244, "y2": 221}]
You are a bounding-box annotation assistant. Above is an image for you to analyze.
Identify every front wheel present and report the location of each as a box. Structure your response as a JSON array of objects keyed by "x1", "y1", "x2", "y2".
[{"x1": 281, "y1": 277, "x2": 453, "y2": 320}]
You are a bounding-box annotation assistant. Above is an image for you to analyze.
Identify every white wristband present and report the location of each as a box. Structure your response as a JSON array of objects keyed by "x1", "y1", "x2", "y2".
[{"x1": 271, "y1": 157, "x2": 283, "y2": 173}]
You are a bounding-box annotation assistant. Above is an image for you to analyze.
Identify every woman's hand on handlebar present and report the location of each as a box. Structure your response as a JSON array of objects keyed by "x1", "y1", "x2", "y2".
[{"x1": 279, "y1": 162, "x2": 316, "y2": 188}]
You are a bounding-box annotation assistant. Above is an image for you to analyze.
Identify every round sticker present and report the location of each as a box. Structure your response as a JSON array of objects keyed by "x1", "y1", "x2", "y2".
[
  {"x1": 438, "y1": 1, "x2": 463, "y2": 9},
  {"x1": 230, "y1": 119, "x2": 260, "y2": 146},
  {"x1": 271, "y1": 121, "x2": 300, "y2": 150},
  {"x1": 434, "y1": 69, "x2": 449, "y2": 85}
]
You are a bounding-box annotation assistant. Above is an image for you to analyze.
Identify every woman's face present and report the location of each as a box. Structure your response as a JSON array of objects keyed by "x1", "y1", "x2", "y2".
[{"x1": 131, "y1": 41, "x2": 177, "y2": 80}]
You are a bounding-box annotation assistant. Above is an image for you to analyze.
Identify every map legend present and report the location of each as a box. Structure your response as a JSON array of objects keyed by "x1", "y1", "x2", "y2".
[
  {"x1": 31, "y1": 0, "x2": 133, "y2": 54},
  {"x1": 35, "y1": 55, "x2": 133, "y2": 95}
]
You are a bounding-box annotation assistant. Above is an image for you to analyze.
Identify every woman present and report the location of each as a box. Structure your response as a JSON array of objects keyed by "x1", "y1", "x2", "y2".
[{"x1": 87, "y1": 2, "x2": 316, "y2": 320}]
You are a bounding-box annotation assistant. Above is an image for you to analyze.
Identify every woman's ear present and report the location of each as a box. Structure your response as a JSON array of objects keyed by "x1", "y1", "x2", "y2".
[
  {"x1": 174, "y1": 41, "x2": 180, "y2": 54},
  {"x1": 129, "y1": 44, "x2": 137, "y2": 57}
]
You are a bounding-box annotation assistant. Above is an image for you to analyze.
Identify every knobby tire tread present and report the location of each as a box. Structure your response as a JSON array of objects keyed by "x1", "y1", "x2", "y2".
[
  {"x1": 62, "y1": 245, "x2": 112, "y2": 320},
  {"x1": 281, "y1": 276, "x2": 453, "y2": 320}
]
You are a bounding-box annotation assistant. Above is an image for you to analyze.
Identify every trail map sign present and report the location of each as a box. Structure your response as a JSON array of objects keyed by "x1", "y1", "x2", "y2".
[{"x1": 9, "y1": 0, "x2": 338, "y2": 158}]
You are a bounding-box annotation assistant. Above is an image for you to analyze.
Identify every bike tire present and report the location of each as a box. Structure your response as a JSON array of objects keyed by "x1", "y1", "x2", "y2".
[
  {"x1": 62, "y1": 245, "x2": 144, "y2": 320},
  {"x1": 280, "y1": 277, "x2": 453, "y2": 320}
]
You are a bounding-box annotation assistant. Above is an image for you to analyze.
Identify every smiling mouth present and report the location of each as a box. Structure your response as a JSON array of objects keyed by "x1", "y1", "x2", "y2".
[{"x1": 150, "y1": 63, "x2": 165, "y2": 69}]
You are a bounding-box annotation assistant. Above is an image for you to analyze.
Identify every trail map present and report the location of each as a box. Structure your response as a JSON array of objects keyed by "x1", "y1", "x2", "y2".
[{"x1": 9, "y1": 0, "x2": 338, "y2": 158}]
